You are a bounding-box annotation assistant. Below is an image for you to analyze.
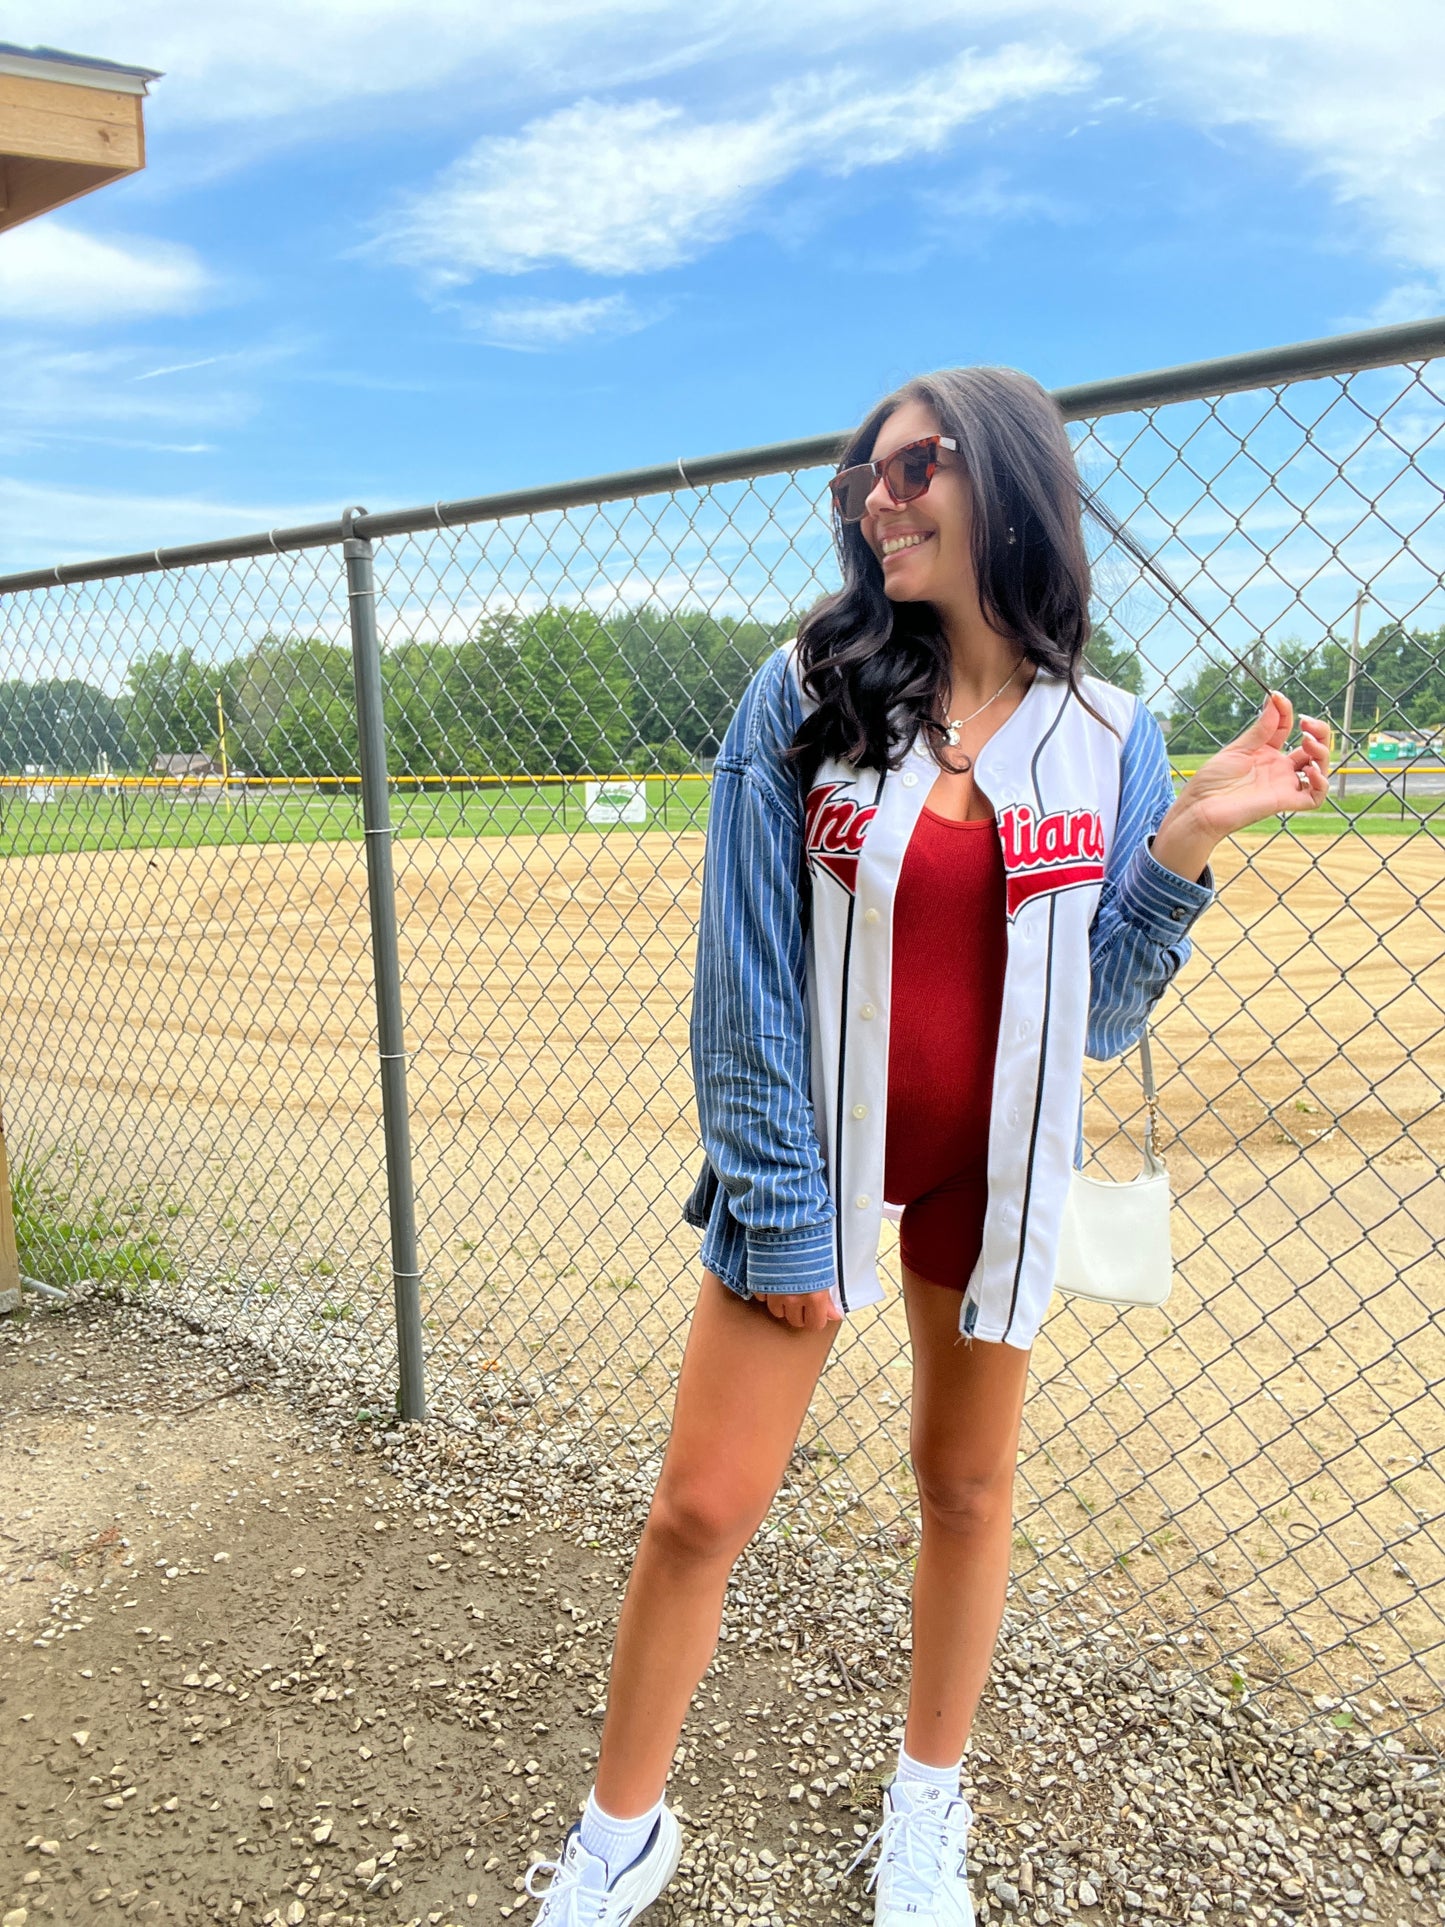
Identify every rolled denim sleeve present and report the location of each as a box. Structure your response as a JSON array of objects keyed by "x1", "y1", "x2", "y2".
[
  {"x1": 689, "y1": 651, "x2": 836, "y2": 1293},
  {"x1": 1087, "y1": 701, "x2": 1214, "y2": 1060}
]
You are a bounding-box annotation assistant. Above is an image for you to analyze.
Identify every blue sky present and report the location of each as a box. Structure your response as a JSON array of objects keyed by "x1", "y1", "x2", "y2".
[{"x1": 1, "y1": 1, "x2": 1442, "y2": 576}]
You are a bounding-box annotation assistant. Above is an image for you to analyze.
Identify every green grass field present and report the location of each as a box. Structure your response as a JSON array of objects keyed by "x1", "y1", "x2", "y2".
[
  {"x1": 0, "y1": 770, "x2": 1438, "y2": 860},
  {"x1": 0, "y1": 779, "x2": 715, "y2": 859}
]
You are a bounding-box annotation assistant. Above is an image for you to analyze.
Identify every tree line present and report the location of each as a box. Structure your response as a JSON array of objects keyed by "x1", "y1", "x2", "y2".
[
  {"x1": 1161, "y1": 624, "x2": 1445, "y2": 753},
  {"x1": 0, "y1": 608, "x2": 790, "y2": 779},
  {"x1": 1, "y1": 612, "x2": 1438, "y2": 777}
]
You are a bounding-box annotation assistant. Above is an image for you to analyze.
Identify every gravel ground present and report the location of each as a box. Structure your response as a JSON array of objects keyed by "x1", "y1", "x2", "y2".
[{"x1": 1, "y1": 1298, "x2": 1440, "y2": 1927}]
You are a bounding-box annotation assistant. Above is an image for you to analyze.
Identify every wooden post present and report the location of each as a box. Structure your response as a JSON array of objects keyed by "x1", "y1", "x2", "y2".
[
  {"x1": 0, "y1": 1101, "x2": 22, "y2": 1313},
  {"x1": 1335, "y1": 589, "x2": 1364, "y2": 804},
  {"x1": 216, "y1": 688, "x2": 232, "y2": 816}
]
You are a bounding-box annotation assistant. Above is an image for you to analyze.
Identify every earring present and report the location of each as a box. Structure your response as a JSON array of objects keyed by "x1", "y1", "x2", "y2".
[{"x1": 1007, "y1": 525, "x2": 1017, "y2": 545}]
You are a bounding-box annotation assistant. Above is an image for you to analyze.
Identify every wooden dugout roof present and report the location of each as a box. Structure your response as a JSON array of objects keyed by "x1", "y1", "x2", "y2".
[{"x1": 0, "y1": 42, "x2": 162, "y2": 234}]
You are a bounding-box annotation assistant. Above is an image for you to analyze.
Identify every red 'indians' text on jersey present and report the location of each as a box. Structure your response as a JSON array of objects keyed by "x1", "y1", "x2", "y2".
[
  {"x1": 804, "y1": 782, "x2": 877, "y2": 894},
  {"x1": 997, "y1": 804, "x2": 1105, "y2": 919}
]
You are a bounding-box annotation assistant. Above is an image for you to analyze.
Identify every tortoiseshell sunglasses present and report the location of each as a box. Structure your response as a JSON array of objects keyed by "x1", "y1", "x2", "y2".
[{"x1": 828, "y1": 434, "x2": 960, "y2": 523}]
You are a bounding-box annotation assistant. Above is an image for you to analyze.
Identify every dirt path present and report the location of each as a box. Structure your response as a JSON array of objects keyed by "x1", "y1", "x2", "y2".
[
  {"x1": 1, "y1": 1300, "x2": 920, "y2": 1927},
  {"x1": 1, "y1": 1308, "x2": 607, "y2": 1926},
  {"x1": 2, "y1": 1302, "x2": 1440, "y2": 1927}
]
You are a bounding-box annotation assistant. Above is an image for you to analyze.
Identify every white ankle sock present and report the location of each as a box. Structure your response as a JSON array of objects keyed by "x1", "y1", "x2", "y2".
[
  {"x1": 895, "y1": 1744, "x2": 963, "y2": 1798},
  {"x1": 579, "y1": 1788, "x2": 664, "y2": 1880}
]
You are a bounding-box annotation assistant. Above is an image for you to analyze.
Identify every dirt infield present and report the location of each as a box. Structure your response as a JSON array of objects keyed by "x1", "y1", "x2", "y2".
[{"x1": 0, "y1": 825, "x2": 1440, "y2": 1732}]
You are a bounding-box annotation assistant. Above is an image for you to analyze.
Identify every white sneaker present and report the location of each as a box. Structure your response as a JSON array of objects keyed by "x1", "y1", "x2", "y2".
[
  {"x1": 852, "y1": 1780, "x2": 976, "y2": 1925},
  {"x1": 525, "y1": 1807, "x2": 682, "y2": 1925}
]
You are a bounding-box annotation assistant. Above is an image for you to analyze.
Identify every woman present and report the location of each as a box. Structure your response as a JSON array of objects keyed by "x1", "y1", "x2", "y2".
[{"x1": 524, "y1": 367, "x2": 1331, "y2": 1926}]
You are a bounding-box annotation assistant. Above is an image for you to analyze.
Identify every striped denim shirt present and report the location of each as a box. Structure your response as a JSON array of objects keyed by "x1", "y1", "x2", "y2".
[{"x1": 687, "y1": 648, "x2": 1214, "y2": 1302}]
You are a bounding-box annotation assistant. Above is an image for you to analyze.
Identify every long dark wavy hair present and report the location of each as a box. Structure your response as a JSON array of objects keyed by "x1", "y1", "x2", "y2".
[{"x1": 790, "y1": 366, "x2": 1110, "y2": 788}]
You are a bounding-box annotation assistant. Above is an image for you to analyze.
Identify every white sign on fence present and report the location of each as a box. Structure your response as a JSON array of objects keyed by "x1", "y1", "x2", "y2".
[{"x1": 583, "y1": 780, "x2": 648, "y2": 826}]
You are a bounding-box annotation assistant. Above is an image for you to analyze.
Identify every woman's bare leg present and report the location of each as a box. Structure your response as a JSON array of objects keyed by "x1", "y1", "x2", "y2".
[
  {"x1": 901, "y1": 1267, "x2": 1032, "y2": 1765},
  {"x1": 593, "y1": 1272, "x2": 838, "y2": 1815}
]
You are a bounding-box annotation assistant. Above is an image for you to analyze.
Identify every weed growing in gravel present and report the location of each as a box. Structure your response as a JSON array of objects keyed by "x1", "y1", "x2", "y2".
[{"x1": 11, "y1": 1144, "x2": 176, "y2": 1292}]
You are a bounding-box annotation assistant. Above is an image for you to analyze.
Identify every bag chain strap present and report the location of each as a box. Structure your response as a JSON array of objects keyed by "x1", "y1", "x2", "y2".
[{"x1": 1138, "y1": 1026, "x2": 1164, "y2": 1175}]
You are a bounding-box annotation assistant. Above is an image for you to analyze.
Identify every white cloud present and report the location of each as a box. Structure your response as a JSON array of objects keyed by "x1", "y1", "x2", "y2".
[
  {"x1": 132, "y1": 354, "x2": 233, "y2": 382},
  {"x1": 385, "y1": 42, "x2": 1091, "y2": 278},
  {"x1": 5, "y1": 2, "x2": 1443, "y2": 300},
  {"x1": 389, "y1": 95, "x2": 788, "y2": 277},
  {"x1": 0, "y1": 476, "x2": 337, "y2": 581},
  {"x1": 462, "y1": 293, "x2": 655, "y2": 349},
  {"x1": 1358, "y1": 282, "x2": 1445, "y2": 327},
  {"x1": 4, "y1": 2, "x2": 968, "y2": 127},
  {"x1": 13, "y1": 0, "x2": 1443, "y2": 250},
  {"x1": 0, "y1": 223, "x2": 211, "y2": 323},
  {"x1": 0, "y1": 340, "x2": 299, "y2": 465},
  {"x1": 922, "y1": 166, "x2": 1074, "y2": 226},
  {"x1": 1078, "y1": 0, "x2": 1445, "y2": 286}
]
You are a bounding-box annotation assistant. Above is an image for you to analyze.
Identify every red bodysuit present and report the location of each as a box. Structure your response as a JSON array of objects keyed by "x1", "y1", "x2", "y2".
[{"x1": 883, "y1": 806, "x2": 1008, "y2": 1291}]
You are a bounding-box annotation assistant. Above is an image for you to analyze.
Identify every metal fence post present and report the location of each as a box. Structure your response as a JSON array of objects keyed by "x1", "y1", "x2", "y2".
[{"x1": 342, "y1": 508, "x2": 426, "y2": 1421}]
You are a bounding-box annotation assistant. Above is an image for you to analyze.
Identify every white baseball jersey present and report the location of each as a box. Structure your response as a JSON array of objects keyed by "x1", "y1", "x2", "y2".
[
  {"x1": 689, "y1": 642, "x2": 1211, "y2": 1351},
  {"x1": 800, "y1": 647, "x2": 1131, "y2": 1345}
]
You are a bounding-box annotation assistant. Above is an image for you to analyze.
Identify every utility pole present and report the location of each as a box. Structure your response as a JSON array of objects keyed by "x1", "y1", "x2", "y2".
[{"x1": 1335, "y1": 589, "x2": 1365, "y2": 804}]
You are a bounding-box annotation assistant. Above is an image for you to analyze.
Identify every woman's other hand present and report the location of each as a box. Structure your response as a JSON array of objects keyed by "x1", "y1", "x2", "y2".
[
  {"x1": 753, "y1": 1288, "x2": 844, "y2": 1331},
  {"x1": 1152, "y1": 692, "x2": 1332, "y2": 882}
]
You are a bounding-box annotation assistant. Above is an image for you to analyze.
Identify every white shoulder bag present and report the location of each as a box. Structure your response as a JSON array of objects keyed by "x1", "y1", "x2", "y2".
[{"x1": 1054, "y1": 1028, "x2": 1173, "y2": 1309}]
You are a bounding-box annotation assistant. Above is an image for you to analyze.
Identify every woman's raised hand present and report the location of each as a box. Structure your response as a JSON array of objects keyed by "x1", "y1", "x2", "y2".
[
  {"x1": 1151, "y1": 692, "x2": 1332, "y2": 883},
  {"x1": 1179, "y1": 692, "x2": 1332, "y2": 832}
]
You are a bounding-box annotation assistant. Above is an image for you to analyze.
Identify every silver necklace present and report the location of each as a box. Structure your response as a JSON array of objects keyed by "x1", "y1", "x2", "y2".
[{"x1": 941, "y1": 660, "x2": 1024, "y2": 750}]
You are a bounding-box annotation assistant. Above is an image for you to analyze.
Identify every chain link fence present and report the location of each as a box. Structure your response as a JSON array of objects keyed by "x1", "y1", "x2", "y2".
[{"x1": 1, "y1": 318, "x2": 1441, "y2": 1758}]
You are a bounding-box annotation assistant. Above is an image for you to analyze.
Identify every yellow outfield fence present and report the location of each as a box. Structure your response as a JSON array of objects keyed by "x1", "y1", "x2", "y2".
[
  {"x1": 0, "y1": 769, "x2": 706, "y2": 791},
  {"x1": 1, "y1": 761, "x2": 1441, "y2": 792}
]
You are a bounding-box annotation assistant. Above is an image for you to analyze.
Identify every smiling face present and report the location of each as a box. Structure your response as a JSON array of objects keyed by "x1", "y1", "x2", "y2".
[{"x1": 860, "y1": 398, "x2": 978, "y2": 615}]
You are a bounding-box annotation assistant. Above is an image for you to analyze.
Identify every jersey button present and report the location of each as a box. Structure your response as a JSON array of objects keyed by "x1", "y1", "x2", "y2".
[
  {"x1": 1017, "y1": 1019, "x2": 1033, "y2": 1041},
  {"x1": 901, "y1": 771, "x2": 918, "y2": 787},
  {"x1": 863, "y1": 907, "x2": 880, "y2": 925},
  {"x1": 859, "y1": 1002, "x2": 876, "y2": 1020},
  {"x1": 855, "y1": 1195, "x2": 870, "y2": 1210},
  {"x1": 851, "y1": 1103, "x2": 868, "y2": 1120}
]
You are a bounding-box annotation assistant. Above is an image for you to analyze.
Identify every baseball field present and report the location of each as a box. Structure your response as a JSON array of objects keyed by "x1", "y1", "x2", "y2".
[
  {"x1": 0, "y1": 814, "x2": 1439, "y2": 1733},
  {"x1": 0, "y1": 766, "x2": 1439, "y2": 862}
]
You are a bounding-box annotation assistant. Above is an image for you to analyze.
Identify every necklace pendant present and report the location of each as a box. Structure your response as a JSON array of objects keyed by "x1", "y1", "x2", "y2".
[{"x1": 944, "y1": 721, "x2": 961, "y2": 747}]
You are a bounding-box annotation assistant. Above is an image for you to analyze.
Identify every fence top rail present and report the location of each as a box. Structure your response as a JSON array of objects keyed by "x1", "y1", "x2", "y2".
[{"x1": 2, "y1": 314, "x2": 1443, "y2": 599}]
